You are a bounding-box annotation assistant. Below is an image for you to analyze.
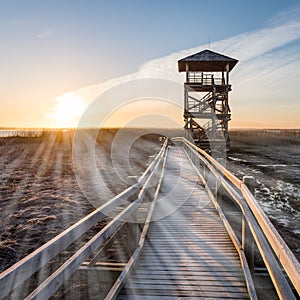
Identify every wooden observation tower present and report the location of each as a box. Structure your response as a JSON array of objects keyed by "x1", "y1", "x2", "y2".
[{"x1": 178, "y1": 49, "x2": 238, "y2": 150}]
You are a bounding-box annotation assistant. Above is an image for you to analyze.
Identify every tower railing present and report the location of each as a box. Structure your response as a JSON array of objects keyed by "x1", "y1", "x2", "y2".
[{"x1": 187, "y1": 72, "x2": 224, "y2": 85}]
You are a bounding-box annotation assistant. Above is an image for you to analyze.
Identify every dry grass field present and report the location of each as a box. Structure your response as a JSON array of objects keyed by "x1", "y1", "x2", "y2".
[{"x1": 0, "y1": 129, "x2": 162, "y2": 273}]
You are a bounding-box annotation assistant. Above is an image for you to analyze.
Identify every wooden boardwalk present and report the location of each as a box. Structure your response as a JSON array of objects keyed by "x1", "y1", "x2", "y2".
[{"x1": 117, "y1": 146, "x2": 249, "y2": 299}]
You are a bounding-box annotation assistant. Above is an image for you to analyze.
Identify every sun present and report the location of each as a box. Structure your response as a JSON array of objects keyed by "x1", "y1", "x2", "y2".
[{"x1": 48, "y1": 94, "x2": 86, "y2": 128}]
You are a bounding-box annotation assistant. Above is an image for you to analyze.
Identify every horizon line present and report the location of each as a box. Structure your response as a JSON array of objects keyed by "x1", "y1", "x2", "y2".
[{"x1": 0, "y1": 127, "x2": 300, "y2": 131}]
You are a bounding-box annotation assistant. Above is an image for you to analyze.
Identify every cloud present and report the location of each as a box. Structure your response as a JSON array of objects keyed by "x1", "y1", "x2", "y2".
[
  {"x1": 265, "y1": 5, "x2": 300, "y2": 27},
  {"x1": 48, "y1": 5, "x2": 300, "y2": 128},
  {"x1": 36, "y1": 29, "x2": 53, "y2": 39}
]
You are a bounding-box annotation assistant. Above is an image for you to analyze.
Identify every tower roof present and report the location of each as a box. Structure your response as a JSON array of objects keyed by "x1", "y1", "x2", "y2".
[{"x1": 178, "y1": 49, "x2": 238, "y2": 72}]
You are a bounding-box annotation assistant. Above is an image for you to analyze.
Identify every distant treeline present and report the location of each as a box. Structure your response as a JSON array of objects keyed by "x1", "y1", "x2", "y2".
[
  {"x1": 1, "y1": 128, "x2": 299, "y2": 147},
  {"x1": 0, "y1": 128, "x2": 184, "y2": 145},
  {"x1": 0, "y1": 130, "x2": 44, "y2": 138},
  {"x1": 229, "y1": 129, "x2": 300, "y2": 146},
  {"x1": 0, "y1": 127, "x2": 184, "y2": 136}
]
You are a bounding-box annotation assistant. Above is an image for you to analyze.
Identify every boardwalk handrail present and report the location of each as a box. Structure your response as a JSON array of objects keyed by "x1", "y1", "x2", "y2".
[
  {"x1": 105, "y1": 142, "x2": 169, "y2": 300},
  {"x1": 0, "y1": 138, "x2": 168, "y2": 299},
  {"x1": 175, "y1": 137, "x2": 300, "y2": 299}
]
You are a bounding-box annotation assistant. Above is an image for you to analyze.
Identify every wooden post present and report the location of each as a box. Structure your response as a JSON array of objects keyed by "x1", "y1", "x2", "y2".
[
  {"x1": 203, "y1": 163, "x2": 206, "y2": 181},
  {"x1": 242, "y1": 175, "x2": 256, "y2": 272},
  {"x1": 215, "y1": 158, "x2": 225, "y2": 198},
  {"x1": 184, "y1": 89, "x2": 188, "y2": 114},
  {"x1": 242, "y1": 218, "x2": 255, "y2": 273},
  {"x1": 226, "y1": 63, "x2": 229, "y2": 85},
  {"x1": 243, "y1": 176, "x2": 255, "y2": 194},
  {"x1": 185, "y1": 63, "x2": 189, "y2": 82}
]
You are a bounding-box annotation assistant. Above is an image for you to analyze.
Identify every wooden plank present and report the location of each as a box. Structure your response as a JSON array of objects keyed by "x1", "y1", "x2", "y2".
[
  {"x1": 132, "y1": 270, "x2": 244, "y2": 276},
  {"x1": 143, "y1": 246, "x2": 236, "y2": 250},
  {"x1": 79, "y1": 265, "x2": 124, "y2": 272},
  {"x1": 129, "y1": 278, "x2": 247, "y2": 286},
  {"x1": 120, "y1": 288, "x2": 249, "y2": 298},
  {"x1": 142, "y1": 242, "x2": 234, "y2": 246},
  {"x1": 138, "y1": 262, "x2": 241, "y2": 268},
  {"x1": 147, "y1": 227, "x2": 229, "y2": 231},
  {"x1": 140, "y1": 255, "x2": 239, "y2": 260},
  {"x1": 117, "y1": 296, "x2": 175, "y2": 300},
  {"x1": 82, "y1": 262, "x2": 127, "y2": 267},
  {"x1": 143, "y1": 241, "x2": 234, "y2": 245},
  {"x1": 137, "y1": 267, "x2": 242, "y2": 272},
  {"x1": 147, "y1": 229, "x2": 228, "y2": 232},
  {"x1": 141, "y1": 252, "x2": 237, "y2": 257},
  {"x1": 143, "y1": 240, "x2": 234, "y2": 245},
  {"x1": 141, "y1": 250, "x2": 236, "y2": 254},
  {"x1": 141, "y1": 250, "x2": 238, "y2": 255},
  {"x1": 145, "y1": 238, "x2": 232, "y2": 241},
  {"x1": 130, "y1": 277, "x2": 245, "y2": 284},
  {"x1": 138, "y1": 259, "x2": 242, "y2": 265},
  {"x1": 146, "y1": 230, "x2": 230, "y2": 234},
  {"x1": 142, "y1": 244, "x2": 234, "y2": 249},
  {"x1": 123, "y1": 283, "x2": 248, "y2": 293},
  {"x1": 129, "y1": 267, "x2": 242, "y2": 273}
]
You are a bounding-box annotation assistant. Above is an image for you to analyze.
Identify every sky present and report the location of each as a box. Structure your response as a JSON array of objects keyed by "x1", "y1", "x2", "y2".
[{"x1": 0, "y1": 0, "x2": 300, "y2": 128}]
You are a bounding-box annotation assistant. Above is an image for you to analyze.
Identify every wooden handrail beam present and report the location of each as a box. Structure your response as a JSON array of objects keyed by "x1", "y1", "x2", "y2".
[
  {"x1": 25, "y1": 139, "x2": 168, "y2": 300},
  {"x1": 0, "y1": 139, "x2": 168, "y2": 299},
  {"x1": 176, "y1": 137, "x2": 300, "y2": 298}
]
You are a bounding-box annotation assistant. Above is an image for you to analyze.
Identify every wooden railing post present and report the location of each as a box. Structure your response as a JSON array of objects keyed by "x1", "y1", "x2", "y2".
[
  {"x1": 216, "y1": 158, "x2": 225, "y2": 198},
  {"x1": 242, "y1": 176, "x2": 256, "y2": 272},
  {"x1": 243, "y1": 176, "x2": 255, "y2": 194},
  {"x1": 204, "y1": 163, "x2": 207, "y2": 181}
]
